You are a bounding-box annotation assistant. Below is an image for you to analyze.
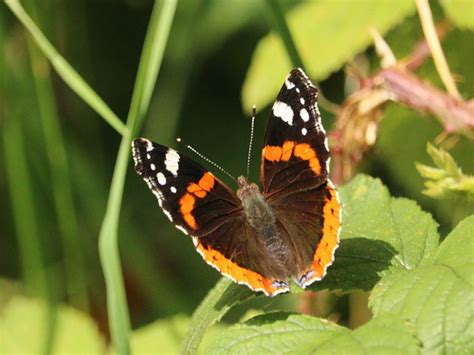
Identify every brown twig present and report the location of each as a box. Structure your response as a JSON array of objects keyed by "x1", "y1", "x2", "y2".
[
  {"x1": 330, "y1": 25, "x2": 473, "y2": 184},
  {"x1": 378, "y1": 68, "x2": 474, "y2": 133}
]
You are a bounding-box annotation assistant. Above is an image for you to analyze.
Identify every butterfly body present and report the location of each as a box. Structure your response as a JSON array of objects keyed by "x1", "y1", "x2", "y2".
[{"x1": 132, "y1": 68, "x2": 341, "y2": 296}]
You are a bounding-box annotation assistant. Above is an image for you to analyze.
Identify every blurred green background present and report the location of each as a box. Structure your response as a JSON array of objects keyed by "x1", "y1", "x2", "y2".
[{"x1": 0, "y1": 0, "x2": 472, "y2": 347}]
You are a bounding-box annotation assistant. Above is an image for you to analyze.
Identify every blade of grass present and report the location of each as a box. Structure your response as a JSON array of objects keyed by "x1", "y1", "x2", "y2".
[
  {"x1": 98, "y1": 1, "x2": 178, "y2": 353},
  {"x1": 24, "y1": 0, "x2": 89, "y2": 312},
  {"x1": 4, "y1": 0, "x2": 127, "y2": 135},
  {"x1": 3, "y1": 118, "x2": 56, "y2": 354},
  {"x1": 264, "y1": 0, "x2": 339, "y2": 113}
]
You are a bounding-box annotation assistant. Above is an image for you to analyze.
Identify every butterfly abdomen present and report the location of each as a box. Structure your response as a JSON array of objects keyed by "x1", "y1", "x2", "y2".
[{"x1": 237, "y1": 176, "x2": 290, "y2": 277}]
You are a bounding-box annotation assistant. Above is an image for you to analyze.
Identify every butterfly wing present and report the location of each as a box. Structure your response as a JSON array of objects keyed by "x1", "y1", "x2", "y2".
[
  {"x1": 260, "y1": 69, "x2": 341, "y2": 288},
  {"x1": 132, "y1": 138, "x2": 289, "y2": 296}
]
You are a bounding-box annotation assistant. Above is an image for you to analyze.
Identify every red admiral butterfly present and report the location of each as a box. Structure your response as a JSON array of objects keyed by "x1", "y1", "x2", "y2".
[{"x1": 132, "y1": 68, "x2": 341, "y2": 296}]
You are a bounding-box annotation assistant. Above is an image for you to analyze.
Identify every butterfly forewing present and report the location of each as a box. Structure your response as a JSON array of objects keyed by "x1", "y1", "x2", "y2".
[
  {"x1": 260, "y1": 68, "x2": 329, "y2": 198},
  {"x1": 132, "y1": 138, "x2": 241, "y2": 236}
]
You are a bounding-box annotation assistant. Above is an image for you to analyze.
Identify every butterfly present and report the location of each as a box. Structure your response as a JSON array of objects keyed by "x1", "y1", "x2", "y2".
[{"x1": 132, "y1": 68, "x2": 341, "y2": 296}]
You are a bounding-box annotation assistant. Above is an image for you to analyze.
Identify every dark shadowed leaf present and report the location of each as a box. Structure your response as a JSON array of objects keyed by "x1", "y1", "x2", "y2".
[{"x1": 313, "y1": 175, "x2": 439, "y2": 293}]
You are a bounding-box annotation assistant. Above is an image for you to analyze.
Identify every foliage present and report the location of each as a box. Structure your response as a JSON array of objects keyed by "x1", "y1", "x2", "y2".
[
  {"x1": 184, "y1": 176, "x2": 473, "y2": 354},
  {"x1": 242, "y1": 0, "x2": 416, "y2": 111},
  {"x1": 0, "y1": 0, "x2": 472, "y2": 354},
  {"x1": 0, "y1": 295, "x2": 105, "y2": 354},
  {"x1": 416, "y1": 142, "x2": 474, "y2": 199}
]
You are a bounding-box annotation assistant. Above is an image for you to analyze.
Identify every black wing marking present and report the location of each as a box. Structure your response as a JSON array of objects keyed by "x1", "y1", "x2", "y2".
[{"x1": 260, "y1": 68, "x2": 330, "y2": 199}]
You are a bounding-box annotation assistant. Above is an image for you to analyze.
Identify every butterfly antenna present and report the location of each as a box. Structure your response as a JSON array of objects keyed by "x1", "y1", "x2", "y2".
[
  {"x1": 246, "y1": 105, "x2": 256, "y2": 178},
  {"x1": 176, "y1": 138, "x2": 237, "y2": 182}
]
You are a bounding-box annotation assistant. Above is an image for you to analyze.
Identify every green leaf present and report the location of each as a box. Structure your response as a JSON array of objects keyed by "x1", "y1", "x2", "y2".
[
  {"x1": 181, "y1": 278, "x2": 255, "y2": 355},
  {"x1": 203, "y1": 312, "x2": 419, "y2": 354},
  {"x1": 111, "y1": 314, "x2": 223, "y2": 355},
  {"x1": 370, "y1": 216, "x2": 474, "y2": 354},
  {"x1": 305, "y1": 315, "x2": 420, "y2": 355},
  {"x1": 313, "y1": 175, "x2": 439, "y2": 292},
  {"x1": 0, "y1": 296, "x2": 105, "y2": 354},
  {"x1": 242, "y1": 0, "x2": 416, "y2": 111},
  {"x1": 203, "y1": 312, "x2": 344, "y2": 354},
  {"x1": 429, "y1": 215, "x2": 474, "y2": 287},
  {"x1": 129, "y1": 315, "x2": 190, "y2": 354},
  {"x1": 440, "y1": 0, "x2": 474, "y2": 30}
]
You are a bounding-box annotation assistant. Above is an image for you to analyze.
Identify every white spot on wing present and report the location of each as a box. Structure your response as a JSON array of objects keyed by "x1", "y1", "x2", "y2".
[
  {"x1": 177, "y1": 225, "x2": 189, "y2": 235},
  {"x1": 150, "y1": 163, "x2": 156, "y2": 171},
  {"x1": 272, "y1": 101, "x2": 294, "y2": 125},
  {"x1": 301, "y1": 128, "x2": 307, "y2": 136},
  {"x1": 145, "y1": 140, "x2": 154, "y2": 152},
  {"x1": 157, "y1": 172, "x2": 167, "y2": 185},
  {"x1": 163, "y1": 209, "x2": 173, "y2": 222},
  {"x1": 285, "y1": 79, "x2": 295, "y2": 89},
  {"x1": 170, "y1": 186, "x2": 177, "y2": 193},
  {"x1": 300, "y1": 98, "x2": 305, "y2": 105},
  {"x1": 146, "y1": 153, "x2": 151, "y2": 160},
  {"x1": 165, "y1": 149, "x2": 180, "y2": 176},
  {"x1": 300, "y1": 108, "x2": 309, "y2": 122}
]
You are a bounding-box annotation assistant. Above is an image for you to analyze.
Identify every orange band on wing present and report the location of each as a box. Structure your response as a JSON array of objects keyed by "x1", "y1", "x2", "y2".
[
  {"x1": 281, "y1": 141, "x2": 295, "y2": 161},
  {"x1": 263, "y1": 140, "x2": 321, "y2": 174},
  {"x1": 263, "y1": 146, "x2": 282, "y2": 162},
  {"x1": 310, "y1": 182, "x2": 341, "y2": 279},
  {"x1": 180, "y1": 172, "x2": 216, "y2": 230},
  {"x1": 194, "y1": 240, "x2": 288, "y2": 296}
]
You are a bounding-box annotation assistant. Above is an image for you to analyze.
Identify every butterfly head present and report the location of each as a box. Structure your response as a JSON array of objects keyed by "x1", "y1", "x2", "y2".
[{"x1": 236, "y1": 176, "x2": 258, "y2": 200}]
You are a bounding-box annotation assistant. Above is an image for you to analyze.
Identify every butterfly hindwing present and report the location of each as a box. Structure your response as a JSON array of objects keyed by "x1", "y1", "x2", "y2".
[{"x1": 260, "y1": 69, "x2": 341, "y2": 289}]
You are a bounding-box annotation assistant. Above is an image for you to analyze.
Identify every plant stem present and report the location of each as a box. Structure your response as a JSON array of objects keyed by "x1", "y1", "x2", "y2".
[
  {"x1": 264, "y1": 0, "x2": 339, "y2": 113},
  {"x1": 4, "y1": 0, "x2": 127, "y2": 135},
  {"x1": 264, "y1": 0, "x2": 304, "y2": 69},
  {"x1": 415, "y1": 0, "x2": 461, "y2": 99},
  {"x1": 98, "y1": 1, "x2": 178, "y2": 353}
]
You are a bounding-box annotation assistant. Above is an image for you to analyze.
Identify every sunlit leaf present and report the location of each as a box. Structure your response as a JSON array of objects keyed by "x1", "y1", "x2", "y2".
[
  {"x1": 0, "y1": 296, "x2": 105, "y2": 354},
  {"x1": 370, "y1": 215, "x2": 474, "y2": 354},
  {"x1": 305, "y1": 315, "x2": 420, "y2": 355},
  {"x1": 313, "y1": 175, "x2": 439, "y2": 293},
  {"x1": 203, "y1": 313, "x2": 344, "y2": 354},
  {"x1": 242, "y1": 0, "x2": 416, "y2": 111},
  {"x1": 440, "y1": 0, "x2": 474, "y2": 30},
  {"x1": 204, "y1": 312, "x2": 419, "y2": 354}
]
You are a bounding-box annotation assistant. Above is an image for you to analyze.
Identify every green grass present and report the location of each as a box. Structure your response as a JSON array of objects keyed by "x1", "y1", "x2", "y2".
[
  {"x1": 5, "y1": 0, "x2": 179, "y2": 353},
  {"x1": 97, "y1": 1, "x2": 178, "y2": 353}
]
